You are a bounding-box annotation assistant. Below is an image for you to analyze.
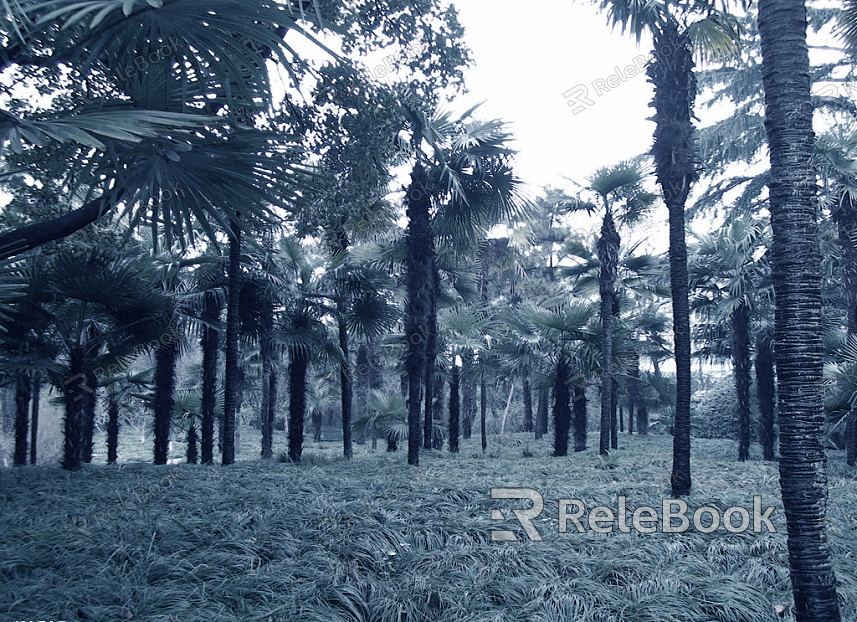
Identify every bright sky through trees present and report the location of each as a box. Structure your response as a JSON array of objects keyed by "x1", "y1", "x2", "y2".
[{"x1": 453, "y1": 0, "x2": 655, "y2": 190}]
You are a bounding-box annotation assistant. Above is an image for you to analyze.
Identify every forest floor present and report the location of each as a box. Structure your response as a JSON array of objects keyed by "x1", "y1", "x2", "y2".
[{"x1": 1, "y1": 433, "x2": 855, "y2": 622}]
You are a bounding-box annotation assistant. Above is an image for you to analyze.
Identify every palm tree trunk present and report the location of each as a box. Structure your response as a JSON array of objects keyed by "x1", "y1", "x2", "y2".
[
  {"x1": 424, "y1": 264, "x2": 439, "y2": 450},
  {"x1": 573, "y1": 385, "x2": 587, "y2": 452},
  {"x1": 480, "y1": 378, "x2": 487, "y2": 453},
  {"x1": 610, "y1": 379, "x2": 618, "y2": 450},
  {"x1": 449, "y1": 364, "x2": 460, "y2": 452},
  {"x1": 268, "y1": 366, "x2": 278, "y2": 453},
  {"x1": 759, "y1": 1, "x2": 841, "y2": 618},
  {"x1": 260, "y1": 350, "x2": 272, "y2": 459},
  {"x1": 200, "y1": 289, "x2": 220, "y2": 464},
  {"x1": 0, "y1": 194, "x2": 115, "y2": 261},
  {"x1": 288, "y1": 351, "x2": 309, "y2": 463},
  {"x1": 553, "y1": 353, "x2": 571, "y2": 456},
  {"x1": 62, "y1": 348, "x2": 86, "y2": 470},
  {"x1": 187, "y1": 422, "x2": 198, "y2": 464},
  {"x1": 107, "y1": 394, "x2": 119, "y2": 465},
  {"x1": 337, "y1": 309, "x2": 353, "y2": 459},
  {"x1": 598, "y1": 210, "x2": 619, "y2": 455},
  {"x1": 637, "y1": 404, "x2": 649, "y2": 435},
  {"x1": 522, "y1": 365, "x2": 533, "y2": 433},
  {"x1": 29, "y1": 375, "x2": 39, "y2": 464},
  {"x1": 536, "y1": 386, "x2": 548, "y2": 440},
  {"x1": 405, "y1": 163, "x2": 433, "y2": 466},
  {"x1": 649, "y1": 22, "x2": 695, "y2": 496},
  {"x1": 462, "y1": 354, "x2": 474, "y2": 439},
  {"x1": 14, "y1": 375, "x2": 30, "y2": 466},
  {"x1": 222, "y1": 221, "x2": 242, "y2": 465},
  {"x1": 153, "y1": 339, "x2": 177, "y2": 465},
  {"x1": 756, "y1": 330, "x2": 776, "y2": 460},
  {"x1": 82, "y1": 371, "x2": 97, "y2": 463},
  {"x1": 733, "y1": 303, "x2": 752, "y2": 461}
]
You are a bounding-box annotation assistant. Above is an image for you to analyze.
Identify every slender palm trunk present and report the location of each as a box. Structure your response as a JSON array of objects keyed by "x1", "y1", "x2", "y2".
[
  {"x1": 424, "y1": 265, "x2": 439, "y2": 450},
  {"x1": 82, "y1": 371, "x2": 97, "y2": 463},
  {"x1": 449, "y1": 364, "x2": 460, "y2": 452},
  {"x1": 733, "y1": 303, "x2": 752, "y2": 461},
  {"x1": 756, "y1": 331, "x2": 776, "y2": 460},
  {"x1": 260, "y1": 350, "x2": 272, "y2": 459},
  {"x1": 153, "y1": 339, "x2": 177, "y2": 465},
  {"x1": 288, "y1": 350, "x2": 309, "y2": 463},
  {"x1": 355, "y1": 343, "x2": 370, "y2": 443},
  {"x1": 553, "y1": 353, "x2": 572, "y2": 456},
  {"x1": 649, "y1": 22, "x2": 695, "y2": 495},
  {"x1": 14, "y1": 375, "x2": 30, "y2": 466},
  {"x1": 62, "y1": 348, "x2": 86, "y2": 470},
  {"x1": 480, "y1": 378, "x2": 487, "y2": 453},
  {"x1": 29, "y1": 375, "x2": 39, "y2": 465},
  {"x1": 759, "y1": 1, "x2": 841, "y2": 618},
  {"x1": 598, "y1": 210, "x2": 619, "y2": 455},
  {"x1": 610, "y1": 379, "x2": 619, "y2": 450},
  {"x1": 222, "y1": 221, "x2": 242, "y2": 465},
  {"x1": 405, "y1": 163, "x2": 433, "y2": 466},
  {"x1": 201, "y1": 289, "x2": 221, "y2": 464},
  {"x1": 186, "y1": 423, "x2": 198, "y2": 463},
  {"x1": 536, "y1": 387, "x2": 548, "y2": 440},
  {"x1": 573, "y1": 385, "x2": 587, "y2": 452},
  {"x1": 522, "y1": 365, "x2": 533, "y2": 433},
  {"x1": 337, "y1": 310, "x2": 353, "y2": 459},
  {"x1": 107, "y1": 394, "x2": 119, "y2": 465},
  {"x1": 462, "y1": 355, "x2": 474, "y2": 439}
]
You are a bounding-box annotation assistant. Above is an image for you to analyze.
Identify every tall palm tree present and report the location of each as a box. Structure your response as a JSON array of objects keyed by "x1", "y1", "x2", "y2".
[
  {"x1": 399, "y1": 106, "x2": 524, "y2": 465},
  {"x1": 758, "y1": 0, "x2": 841, "y2": 618},
  {"x1": 599, "y1": 0, "x2": 743, "y2": 494},
  {"x1": 273, "y1": 238, "x2": 342, "y2": 463},
  {"x1": 690, "y1": 217, "x2": 770, "y2": 460},
  {"x1": 566, "y1": 158, "x2": 657, "y2": 455}
]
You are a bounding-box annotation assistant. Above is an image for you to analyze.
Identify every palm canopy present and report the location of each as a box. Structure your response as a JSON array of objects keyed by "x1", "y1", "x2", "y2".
[
  {"x1": 560, "y1": 234, "x2": 667, "y2": 298},
  {"x1": 1, "y1": 0, "x2": 468, "y2": 256},
  {"x1": 688, "y1": 216, "x2": 770, "y2": 322},
  {"x1": 565, "y1": 156, "x2": 658, "y2": 223},
  {"x1": 401, "y1": 105, "x2": 527, "y2": 245},
  {"x1": 598, "y1": 0, "x2": 745, "y2": 64}
]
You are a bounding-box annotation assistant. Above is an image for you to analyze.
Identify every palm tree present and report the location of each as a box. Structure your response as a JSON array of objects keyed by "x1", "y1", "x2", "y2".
[
  {"x1": 27, "y1": 246, "x2": 173, "y2": 469},
  {"x1": 758, "y1": 0, "x2": 842, "y2": 618},
  {"x1": 99, "y1": 369, "x2": 154, "y2": 464},
  {"x1": 352, "y1": 390, "x2": 409, "y2": 452},
  {"x1": 439, "y1": 305, "x2": 490, "y2": 452},
  {"x1": 272, "y1": 238, "x2": 341, "y2": 463},
  {"x1": 690, "y1": 217, "x2": 770, "y2": 460},
  {"x1": 520, "y1": 300, "x2": 598, "y2": 457},
  {"x1": 398, "y1": 106, "x2": 524, "y2": 465},
  {"x1": 565, "y1": 158, "x2": 658, "y2": 455},
  {"x1": 599, "y1": 0, "x2": 742, "y2": 495}
]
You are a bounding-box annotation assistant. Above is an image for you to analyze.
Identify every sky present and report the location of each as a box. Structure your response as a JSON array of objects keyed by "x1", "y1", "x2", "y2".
[{"x1": 451, "y1": 0, "x2": 657, "y2": 193}]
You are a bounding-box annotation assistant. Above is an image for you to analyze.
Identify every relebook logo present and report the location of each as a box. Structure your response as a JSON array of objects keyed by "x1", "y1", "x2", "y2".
[{"x1": 489, "y1": 488, "x2": 777, "y2": 542}]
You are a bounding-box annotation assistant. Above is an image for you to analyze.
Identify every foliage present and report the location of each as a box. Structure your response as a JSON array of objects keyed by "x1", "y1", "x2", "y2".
[
  {"x1": 2, "y1": 435, "x2": 856, "y2": 621},
  {"x1": 691, "y1": 374, "x2": 759, "y2": 441}
]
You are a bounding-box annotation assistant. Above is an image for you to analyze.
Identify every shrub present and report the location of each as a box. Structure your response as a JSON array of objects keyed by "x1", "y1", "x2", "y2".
[{"x1": 691, "y1": 374, "x2": 759, "y2": 440}]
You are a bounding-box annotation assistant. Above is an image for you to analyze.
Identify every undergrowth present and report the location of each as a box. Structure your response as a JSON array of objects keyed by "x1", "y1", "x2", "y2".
[{"x1": 0, "y1": 434, "x2": 855, "y2": 622}]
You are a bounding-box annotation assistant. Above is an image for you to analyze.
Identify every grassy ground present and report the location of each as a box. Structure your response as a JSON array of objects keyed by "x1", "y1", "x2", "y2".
[{"x1": 1, "y1": 433, "x2": 855, "y2": 622}]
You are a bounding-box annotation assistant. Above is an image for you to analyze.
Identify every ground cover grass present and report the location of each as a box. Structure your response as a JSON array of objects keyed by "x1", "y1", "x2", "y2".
[{"x1": 1, "y1": 434, "x2": 855, "y2": 622}]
